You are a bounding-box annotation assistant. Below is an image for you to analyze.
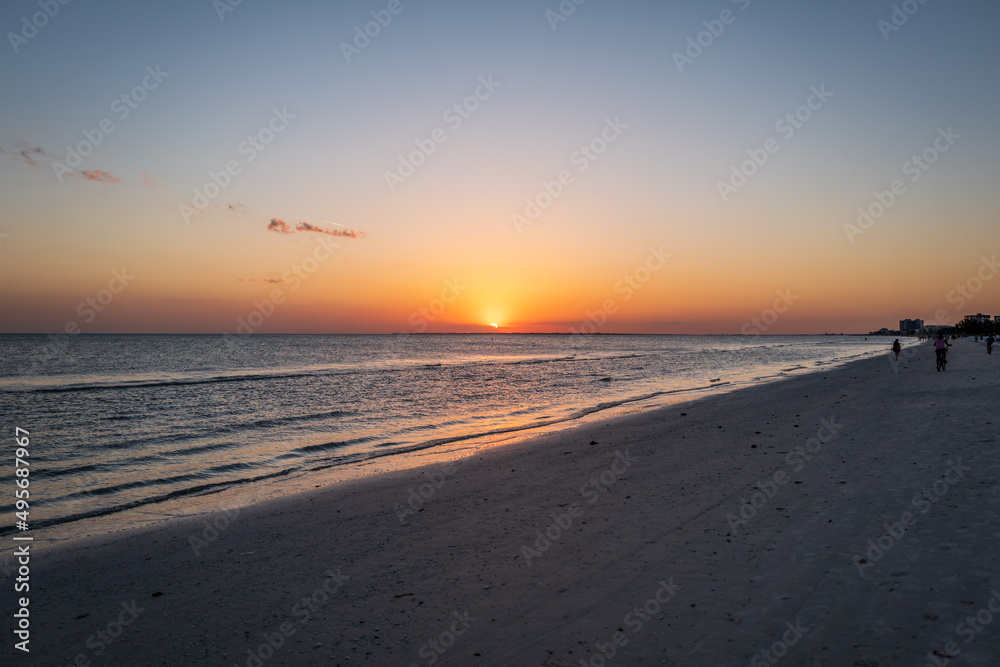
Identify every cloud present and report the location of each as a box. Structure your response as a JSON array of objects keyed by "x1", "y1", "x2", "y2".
[
  {"x1": 19, "y1": 145, "x2": 46, "y2": 167},
  {"x1": 81, "y1": 169, "x2": 120, "y2": 184},
  {"x1": 141, "y1": 173, "x2": 167, "y2": 189},
  {"x1": 295, "y1": 221, "x2": 365, "y2": 238},
  {"x1": 227, "y1": 202, "x2": 248, "y2": 215},
  {"x1": 238, "y1": 277, "x2": 284, "y2": 284},
  {"x1": 4, "y1": 143, "x2": 122, "y2": 185},
  {"x1": 267, "y1": 218, "x2": 294, "y2": 234},
  {"x1": 267, "y1": 218, "x2": 365, "y2": 238},
  {"x1": 9, "y1": 144, "x2": 47, "y2": 167}
]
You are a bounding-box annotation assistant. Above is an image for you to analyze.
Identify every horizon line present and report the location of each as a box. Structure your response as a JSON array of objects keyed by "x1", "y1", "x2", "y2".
[{"x1": 0, "y1": 331, "x2": 897, "y2": 337}]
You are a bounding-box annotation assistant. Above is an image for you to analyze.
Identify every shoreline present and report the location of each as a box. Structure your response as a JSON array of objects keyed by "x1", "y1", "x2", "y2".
[
  {"x1": 13, "y1": 341, "x2": 893, "y2": 549},
  {"x1": 13, "y1": 338, "x2": 998, "y2": 666},
  {"x1": 3, "y1": 377, "x2": 741, "y2": 550}
]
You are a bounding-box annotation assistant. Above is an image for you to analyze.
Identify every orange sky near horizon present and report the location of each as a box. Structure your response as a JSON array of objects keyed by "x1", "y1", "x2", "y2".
[{"x1": 2, "y1": 195, "x2": 994, "y2": 335}]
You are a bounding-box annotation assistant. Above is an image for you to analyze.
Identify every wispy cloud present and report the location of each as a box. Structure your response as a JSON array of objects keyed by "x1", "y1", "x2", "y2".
[
  {"x1": 81, "y1": 169, "x2": 120, "y2": 184},
  {"x1": 4, "y1": 141, "x2": 126, "y2": 185},
  {"x1": 19, "y1": 145, "x2": 46, "y2": 167},
  {"x1": 8, "y1": 144, "x2": 47, "y2": 167},
  {"x1": 227, "y1": 202, "x2": 248, "y2": 215},
  {"x1": 238, "y1": 277, "x2": 285, "y2": 284},
  {"x1": 295, "y1": 221, "x2": 365, "y2": 238},
  {"x1": 141, "y1": 173, "x2": 167, "y2": 189},
  {"x1": 267, "y1": 217, "x2": 365, "y2": 238}
]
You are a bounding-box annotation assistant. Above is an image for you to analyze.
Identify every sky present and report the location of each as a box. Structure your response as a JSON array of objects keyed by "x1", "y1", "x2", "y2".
[{"x1": 1, "y1": 0, "x2": 998, "y2": 334}]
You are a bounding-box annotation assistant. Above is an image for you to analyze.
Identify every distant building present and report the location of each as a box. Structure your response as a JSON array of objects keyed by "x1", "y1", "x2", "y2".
[
  {"x1": 964, "y1": 313, "x2": 992, "y2": 325},
  {"x1": 899, "y1": 318, "x2": 924, "y2": 332}
]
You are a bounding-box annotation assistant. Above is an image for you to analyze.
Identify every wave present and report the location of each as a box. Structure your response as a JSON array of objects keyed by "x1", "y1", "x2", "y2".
[
  {"x1": 0, "y1": 467, "x2": 295, "y2": 536},
  {"x1": 301, "y1": 379, "x2": 735, "y2": 471},
  {"x1": 0, "y1": 336, "x2": 889, "y2": 538},
  {"x1": 0, "y1": 377, "x2": 737, "y2": 535},
  {"x1": 2, "y1": 353, "x2": 651, "y2": 394},
  {"x1": 75, "y1": 409, "x2": 354, "y2": 452},
  {"x1": 7, "y1": 369, "x2": 324, "y2": 394}
]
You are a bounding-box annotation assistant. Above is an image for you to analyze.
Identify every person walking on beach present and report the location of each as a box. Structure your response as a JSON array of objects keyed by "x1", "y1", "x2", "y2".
[
  {"x1": 987, "y1": 335, "x2": 995, "y2": 355},
  {"x1": 934, "y1": 333, "x2": 951, "y2": 371},
  {"x1": 891, "y1": 339, "x2": 901, "y2": 360}
]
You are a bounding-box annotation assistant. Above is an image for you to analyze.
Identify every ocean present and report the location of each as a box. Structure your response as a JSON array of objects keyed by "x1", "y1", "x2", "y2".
[{"x1": 0, "y1": 334, "x2": 892, "y2": 542}]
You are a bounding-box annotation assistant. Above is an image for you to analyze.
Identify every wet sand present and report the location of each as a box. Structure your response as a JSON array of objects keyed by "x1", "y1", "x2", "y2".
[{"x1": 12, "y1": 338, "x2": 1000, "y2": 666}]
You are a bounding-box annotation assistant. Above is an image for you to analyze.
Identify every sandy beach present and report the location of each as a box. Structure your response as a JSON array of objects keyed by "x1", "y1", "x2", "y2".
[{"x1": 12, "y1": 338, "x2": 1000, "y2": 666}]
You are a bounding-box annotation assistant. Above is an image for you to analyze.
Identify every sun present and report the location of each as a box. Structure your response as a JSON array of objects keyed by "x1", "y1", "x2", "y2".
[{"x1": 490, "y1": 323, "x2": 499, "y2": 329}]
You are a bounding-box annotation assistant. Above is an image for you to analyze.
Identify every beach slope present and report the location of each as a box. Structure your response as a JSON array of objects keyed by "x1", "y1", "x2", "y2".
[{"x1": 14, "y1": 339, "x2": 1000, "y2": 666}]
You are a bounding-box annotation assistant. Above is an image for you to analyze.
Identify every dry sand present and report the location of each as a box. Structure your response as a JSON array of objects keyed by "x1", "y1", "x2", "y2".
[{"x1": 9, "y1": 338, "x2": 1000, "y2": 666}]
